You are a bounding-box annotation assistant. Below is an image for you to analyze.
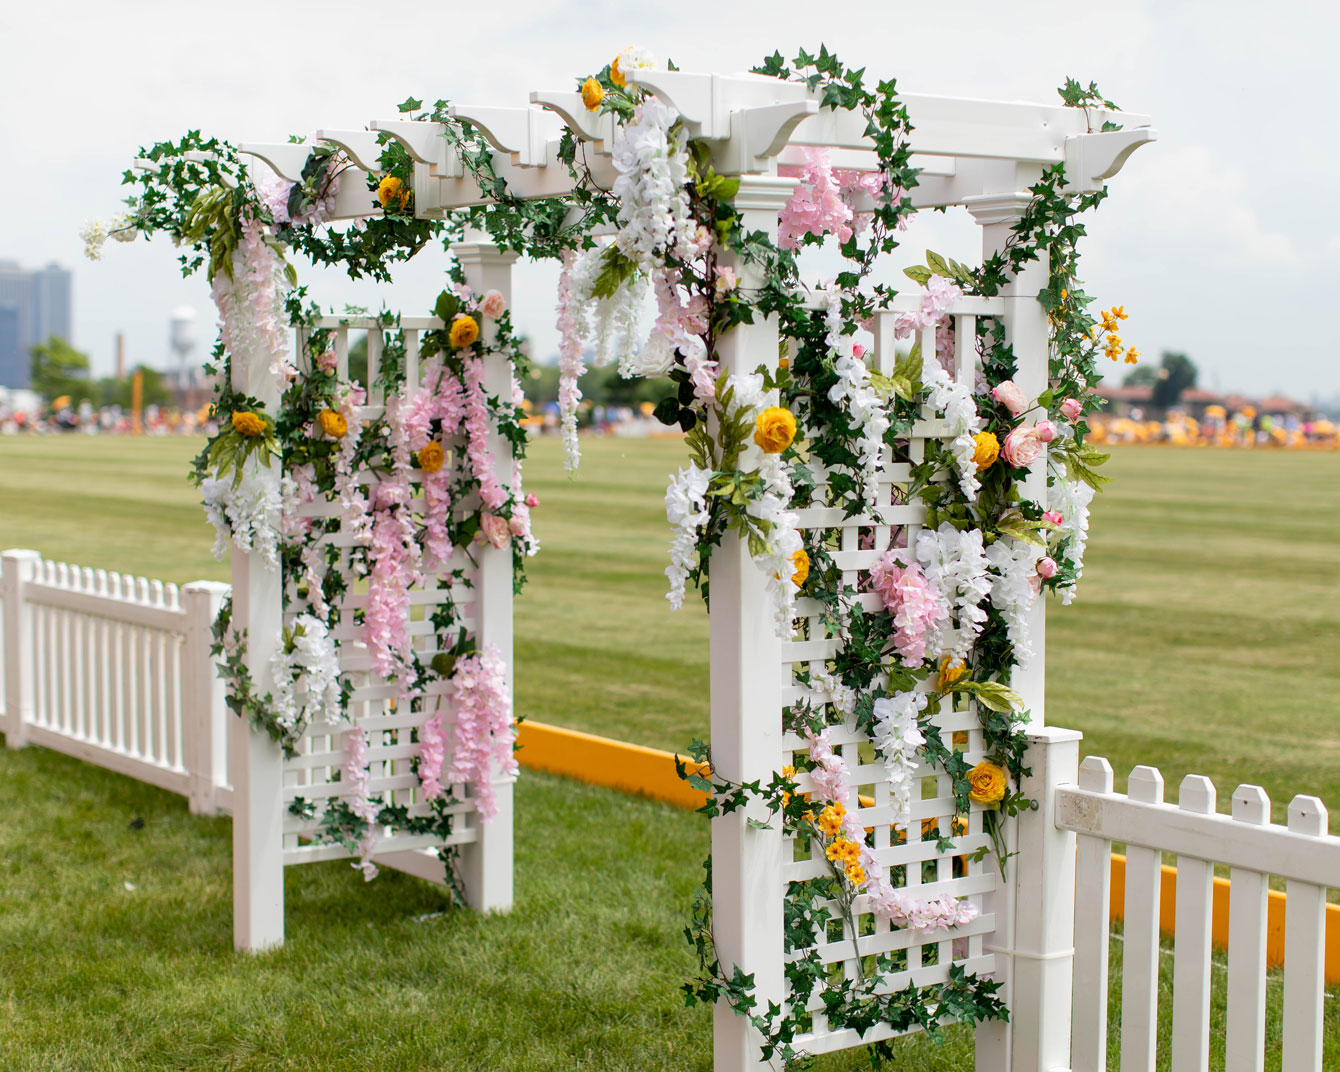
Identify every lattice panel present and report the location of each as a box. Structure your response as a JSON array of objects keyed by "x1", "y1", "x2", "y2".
[
  {"x1": 280, "y1": 316, "x2": 496, "y2": 865},
  {"x1": 782, "y1": 296, "x2": 1007, "y2": 1053}
]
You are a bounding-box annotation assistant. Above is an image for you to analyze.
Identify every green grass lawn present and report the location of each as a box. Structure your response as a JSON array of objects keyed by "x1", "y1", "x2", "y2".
[{"x1": 0, "y1": 433, "x2": 1336, "y2": 1069}]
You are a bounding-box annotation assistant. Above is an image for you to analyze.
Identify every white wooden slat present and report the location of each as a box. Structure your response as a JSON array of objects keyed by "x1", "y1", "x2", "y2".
[
  {"x1": 1281, "y1": 794, "x2": 1328, "y2": 1072},
  {"x1": 1121, "y1": 765, "x2": 1164, "y2": 1072},
  {"x1": 1055, "y1": 784, "x2": 1340, "y2": 888},
  {"x1": 366, "y1": 327, "x2": 382, "y2": 388},
  {"x1": 334, "y1": 325, "x2": 349, "y2": 380},
  {"x1": 1170, "y1": 775, "x2": 1216, "y2": 1072},
  {"x1": 1225, "y1": 785, "x2": 1271, "y2": 1072},
  {"x1": 1071, "y1": 757, "x2": 1113, "y2": 1072}
]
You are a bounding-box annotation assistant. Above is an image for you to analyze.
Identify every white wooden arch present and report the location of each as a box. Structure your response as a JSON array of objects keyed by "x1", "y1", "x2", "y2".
[{"x1": 216, "y1": 66, "x2": 1154, "y2": 1071}]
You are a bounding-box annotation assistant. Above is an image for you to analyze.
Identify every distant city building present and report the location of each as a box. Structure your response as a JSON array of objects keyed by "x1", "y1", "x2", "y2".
[{"x1": 0, "y1": 261, "x2": 73, "y2": 389}]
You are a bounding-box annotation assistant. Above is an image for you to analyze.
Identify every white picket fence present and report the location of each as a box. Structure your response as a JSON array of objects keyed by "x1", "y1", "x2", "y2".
[
  {"x1": 1, "y1": 546, "x2": 1334, "y2": 1069},
  {"x1": 1056, "y1": 757, "x2": 1335, "y2": 1072},
  {"x1": 1, "y1": 548, "x2": 230, "y2": 815}
]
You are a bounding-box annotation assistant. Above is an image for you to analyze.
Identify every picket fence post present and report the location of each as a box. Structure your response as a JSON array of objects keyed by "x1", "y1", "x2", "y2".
[
  {"x1": 180, "y1": 580, "x2": 230, "y2": 816},
  {"x1": 2, "y1": 548, "x2": 41, "y2": 749},
  {"x1": 978, "y1": 727, "x2": 1081, "y2": 1072},
  {"x1": 452, "y1": 229, "x2": 519, "y2": 914}
]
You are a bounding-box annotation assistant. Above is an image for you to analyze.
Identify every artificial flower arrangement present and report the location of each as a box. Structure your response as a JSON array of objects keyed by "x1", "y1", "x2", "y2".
[{"x1": 88, "y1": 46, "x2": 1131, "y2": 1064}]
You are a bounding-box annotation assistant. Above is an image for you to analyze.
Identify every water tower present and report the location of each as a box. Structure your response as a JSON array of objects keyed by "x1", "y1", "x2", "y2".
[{"x1": 169, "y1": 306, "x2": 197, "y2": 389}]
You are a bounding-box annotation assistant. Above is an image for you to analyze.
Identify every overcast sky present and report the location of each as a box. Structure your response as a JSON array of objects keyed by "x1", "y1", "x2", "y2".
[{"x1": 3, "y1": 2, "x2": 1336, "y2": 400}]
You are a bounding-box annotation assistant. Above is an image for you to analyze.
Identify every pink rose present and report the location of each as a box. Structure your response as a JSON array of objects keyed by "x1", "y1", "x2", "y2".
[
  {"x1": 524, "y1": 492, "x2": 540, "y2": 508},
  {"x1": 508, "y1": 514, "x2": 528, "y2": 538},
  {"x1": 1060, "y1": 398, "x2": 1082, "y2": 421},
  {"x1": 991, "y1": 380, "x2": 1028, "y2": 416},
  {"x1": 1043, "y1": 510, "x2": 1063, "y2": 526},
  {"x1": 1035, "y1": 419, "x2": 1057, "y2": 443},
  {"x1": 1001, "y1": 426, "x2": 1045, "y2": 468},
  {"x1": 851, "y1": 343, "x2": 866, "y2": 359},
  {"x1": 480, "y1": 290, "x2": 506, "y2": 318},
  {"x1": 1036, "y1": 556, "x2": 1058, "y2": 579},
  {"x1": 480, "y1": 512, "x2": 511, "y2": 549}
]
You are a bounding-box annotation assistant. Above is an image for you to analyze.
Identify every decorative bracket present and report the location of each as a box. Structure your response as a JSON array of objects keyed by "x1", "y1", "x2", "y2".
[
  {"x1": 314, "y1": 130, "x2": 386, "y2": 174},
  {"x1": 1062, "y1": 128, "x2": 1157, "y2": 193},
  {"x1": 530, "y1": 91, "x2": 616, "y2": 149},
  {"x1": 237, "y1": 143, "x2": 314, "y2": 183}
]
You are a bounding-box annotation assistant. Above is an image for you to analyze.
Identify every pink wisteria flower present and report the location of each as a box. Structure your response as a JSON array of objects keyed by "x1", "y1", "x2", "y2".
[
  {"x1": 1060, "y1": 397, "x2": 1083, "y2": 421},
  {"x1": 1001, "y1": 426, "x2": 1045, "y2": 468},
  {"x1": 868, "y1": 552, "x2": 947, "y2": 667},
  {"x1": 991, "y1": 380, "x2": 1028, "y2": 416},
  {"x1": 480, "y1": 289, "x2": 507, "y2": 318}
]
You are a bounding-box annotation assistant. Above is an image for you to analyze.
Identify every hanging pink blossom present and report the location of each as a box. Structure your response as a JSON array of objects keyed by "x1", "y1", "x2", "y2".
[
  {"x1": 894, "y1": 276, "x2": 963, "y2": 340},
  {"x1": 417, "y1": 712, "x2": 448, "y2": 801},
  {"x1": 444, "y1": 645, "x2": 517, "y2": 821},
  {"x1": 804, "y1": 728, "x2": 851, "y2": 804},
  {"x1": 868, "y1": 552, "x2": 947, "y2": 667},
  {"x1": 462, "y1": 354, "x2": 507, "y2": 512},
  {"x1": 778, "y1": 148, "x2": 853, "y2": 250},
  {"x1": 364, "y1": 395, "x2": 422, "y2": 690}
]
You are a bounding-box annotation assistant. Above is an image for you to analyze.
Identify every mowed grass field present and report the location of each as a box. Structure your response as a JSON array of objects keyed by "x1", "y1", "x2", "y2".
[
  {"x1": 2, "y1": 433, "x2": 1336, "y2": 817},
  {"x1": 0, "y1": 433, "x2": 1336, "y2": 1070}
]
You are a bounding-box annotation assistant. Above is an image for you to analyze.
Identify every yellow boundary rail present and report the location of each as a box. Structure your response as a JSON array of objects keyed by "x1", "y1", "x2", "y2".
[{"x1": 516, "y1": 719, "x2": 1340, "y2": 984}]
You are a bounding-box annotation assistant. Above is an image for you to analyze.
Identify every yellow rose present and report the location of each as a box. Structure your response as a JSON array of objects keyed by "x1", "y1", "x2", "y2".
[
  {"x1": 231, "y1": 411, "x2": 266, "y2": 437},
  {"x1": 449, "y1": 315, "x2": 480, "y2": 350},
  {"x1": 377, "y1": 175, "x2": 410, "y2": 210},
  {"x1": 316, "y1": 409, "x2": 347, "y2": 440},
  {"x1": 790, "y1": 548, "x2": 809, "y2": 588},
  {"x1": 937, "y1": 656, "x2": 967, "y2": 691},
  {"x1": 753, "y1": 406, "x2": 797, "y2": 454},
  {"x1": 967, "y1": 761, "x2": 1008, "y2": 806},
  {"x1": 417, "y1": 442, "x2": 445, "y2": 474},
  {"x1": 972, "y1": 430, "x2": 1000, "y2": 471},
  {"x1": 609, "y1": 51, "x2": 627, "y2": 87},
  {"x1": 581, "y1": 77, "x2": 604, "y2": 111}
]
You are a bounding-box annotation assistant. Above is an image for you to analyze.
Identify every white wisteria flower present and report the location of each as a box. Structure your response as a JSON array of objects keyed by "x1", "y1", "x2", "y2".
[
  {"x1": 984, "y1": 536, "x2": 1045, "y2": 667},
  {"x1": 664, "y1": 462, "x2": 712, "y2": 610},
  {"x1": 201, "y1": 467, "x2": 282, "y2": 568},
  {"x1": 916, "y1": 521, "x2": 991, "y2": 662},
  {"x1": 610, "y1": 96, "x2": 698, "y2": 274},
  {"x1": 871, "y1": 689, "x2": 928, "y2": 830},
  {"x1": 269, "y1": 613, "x2": 343, "y2": 737},
  {"x1": 824, "y1": 291, "x2": 889, "y2": 511},
  {"x1": 924, "y1": 361, "x2": 983, "y2": 501},
  {"x1": 1047, "y1": 465, "x2": 1096, "y2": 605}
]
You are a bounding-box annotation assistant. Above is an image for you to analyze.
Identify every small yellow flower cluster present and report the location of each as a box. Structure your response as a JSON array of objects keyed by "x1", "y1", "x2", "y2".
[
  {"x1": 1097, "y1": 306, "x2": 1139, "y2": 363},
  {"x1": 824, "y1": 837, "x2": 866, "y2": 886},
  {"x1": 815, "y1": 801, "x2": 845, "y2": 837}
]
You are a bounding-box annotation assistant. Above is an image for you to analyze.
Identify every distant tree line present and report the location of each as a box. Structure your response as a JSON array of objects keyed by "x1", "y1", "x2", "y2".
[
  {"x1": 1124, "y1": 350, "x2": 1198, "y2": 408},
  {"x1": 28, "y1": 336, "x2": 174, "y2": 409}
]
